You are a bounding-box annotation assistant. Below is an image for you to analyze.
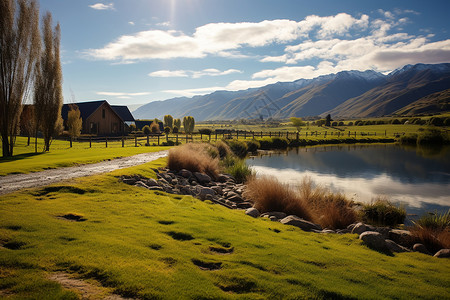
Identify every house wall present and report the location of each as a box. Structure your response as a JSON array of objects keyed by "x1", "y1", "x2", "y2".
[{"x1": 84, "y1": 103, "x2": 123, "y2": 135}]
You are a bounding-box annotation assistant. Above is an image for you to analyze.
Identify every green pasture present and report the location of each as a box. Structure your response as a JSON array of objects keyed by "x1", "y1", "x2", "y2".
[
  {"x1": 0, "y1": 137, "x2": 169, "y2": 176},
  {"x1": 0, "y1": 158, "x2": 449, "y2": 299}
]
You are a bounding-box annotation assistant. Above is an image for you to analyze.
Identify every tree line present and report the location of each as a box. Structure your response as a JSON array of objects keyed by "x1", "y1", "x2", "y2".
[{"x1": 1, "y1": 0, "x2": 63, "y2": 157}]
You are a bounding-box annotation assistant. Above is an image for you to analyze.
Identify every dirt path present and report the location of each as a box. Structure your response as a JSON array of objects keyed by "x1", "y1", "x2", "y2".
[{"x1": 0, "y1": 150, "x2": 168, "y2": 196}]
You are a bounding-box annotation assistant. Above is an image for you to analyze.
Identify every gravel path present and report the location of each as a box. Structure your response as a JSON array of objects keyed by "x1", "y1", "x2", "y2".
[{"x1": 0, "y1": 150, "x2": 168, "y2": 196}]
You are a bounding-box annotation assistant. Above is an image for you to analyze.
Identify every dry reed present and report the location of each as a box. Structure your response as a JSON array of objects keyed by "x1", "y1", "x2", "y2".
[{"x1": 167, "y1": 143, "x2": 219, "y2": 178}]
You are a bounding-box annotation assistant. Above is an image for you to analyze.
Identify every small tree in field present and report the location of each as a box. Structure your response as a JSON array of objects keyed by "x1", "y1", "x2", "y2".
[
  {"x1": 290, "y1": 117, "x2": 305, "y2": 132},
  {"x1": 150, "y1": 121, "x2": 160, "y2": 134},
  {"x1": 174, "y1": 118, "x2": 181, "y2": 131},
  {"x1": 67, "y1": 104, "x2": 82, "y2": 139},
  {"x1": 183, "y1": 116, "x2": 195, "y2": 134},
  {"x1": 325, "y1": 114, "x2": 332, "y2": 127},
  {"x1": 164, "y1": 115, "x2": 173, "y2": 130},
  {"x1": 0, "y1": 0, "x2": 40, "y2": 157}
]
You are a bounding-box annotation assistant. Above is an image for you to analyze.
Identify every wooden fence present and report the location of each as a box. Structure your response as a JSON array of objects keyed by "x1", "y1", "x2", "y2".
[{"x1": 66, "y1": 129, "x2": 395, "y2": 148}]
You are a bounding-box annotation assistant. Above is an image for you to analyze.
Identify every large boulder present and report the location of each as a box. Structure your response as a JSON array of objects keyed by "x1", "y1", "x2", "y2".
[
  {"x1": 359, "y1": 231, "x2": 388, "y2": 251},
  {"x1": 145, "y1": 178, "x2": 159, "y2": 187},
  {"x1": 193, "y1": 172, "x2": 212, "y2": 184},
  {"x1": 434, "y1": 249, "x2": 450, "y2": 258},
  {"x1": 196, "y1": 187, "x2": 216, "y2": 200},
  {"x1": 245, "y1": 208, "x2": 260, "y2": 218},
  {"x1": 280, "y1": 215, "x2": 322, "y2": 232},
  {"x1": 412, "y1": 243, "x2": 431, "y2": 255},
  {"x1": 388, "y1": 229, "x2": 416, "y2": 248},
  {"x1": 385, "y1": 239, "x2": 410, "y2": 253},
  {"x1": 178, "y1": 169, "x2": 193, "y2": 179},
  {"x1": 351, "y1": 222, "x2": 368, "y2": 235}
]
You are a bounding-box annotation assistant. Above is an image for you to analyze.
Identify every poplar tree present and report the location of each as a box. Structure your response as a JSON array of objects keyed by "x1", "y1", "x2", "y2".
[
  {"x1": 34, "y1": 12, "x2": 63, "y2": 152},
  {"x1": 164, "y1": 114, "x2": 173, "y2": 130},
  {"x1": 0, "y1": 0, "x2": 40, "y2": 157},
  {"x1": 67, "y1": 104, "x2": 82, "y2": 139}
]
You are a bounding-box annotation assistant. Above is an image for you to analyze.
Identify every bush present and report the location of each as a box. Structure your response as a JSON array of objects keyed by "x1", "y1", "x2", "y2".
[
  {"x1": 355, "y1": 120, "x2": 363, "y2": 126},
  {"x1": 245, "y1": 139, "x2": 260, "y2": 152},
  {"x1": 226, "y1": 139, "x2": 248, "y2": 158},
  {"x1": 199, "y1": 128, "x2": 212, "y2": 135},
  {"x1": 361, "y1": 198, "x2": 406, "y2": 227},
  {"x1": 164, "y1": 127, "x2": 171, "y2": 134},
  {"x1": 347, "y1": 122, "x2": 353, "y2": 126},
  {"x1": 150, "y1": 122, "x2": 160, "y2": 133},
  {"x1": 338, "y1": 121, "x2": 344, "y2": 126},
  {"x1": 391, "y1": 119, "x2": 401, "y2": 124},
  {"x1": 167, "y1": 143, "x2": 219, "y2": 178},
  {"x1": 411, "y1": 210, "x2": 450, "y2": 253},
  {"x1": 398, "y1": 133, "x2": 418, "y2": 145},
  {"x1": 444, "y1": 118, "x2": 450, "y2": 126},
  {"x1": 427, "y1": 117, "x2": 444, "y2": 126},
  {"x1": 142, "y1": 125, "x2": 151, "y2": 135},
  {"x1": 224, "y1": 158, "x2": 254, "y2": 184},
  {"x1": 417, "y1": 129, "x2": 447, "y2": 145},
  {"x1": 172, "y1": 126, "x2": 179, "y2": 134},
  {"x1": 214, "y1": 140, "x2": 232, "y2": 159},
  {"x1": 244, "y1": 177, "x2": 312, "y2": 220}
]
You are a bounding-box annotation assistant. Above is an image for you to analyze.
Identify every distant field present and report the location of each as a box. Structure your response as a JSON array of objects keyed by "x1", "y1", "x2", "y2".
[
  {"x1": 0, "y1": 137, "x2": 169, "y2": 176},
  {"x1": 0, "y1": 158, "x2": 449, "y2": 299}
]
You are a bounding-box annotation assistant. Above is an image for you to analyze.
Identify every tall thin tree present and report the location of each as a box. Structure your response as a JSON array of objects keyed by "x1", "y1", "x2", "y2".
[
  {"x1": 34, "y1": 12, "x2": 63, "y2": 152},
  {"x1": 0, "y1": 0, "x2": 40, "y2": 157}
]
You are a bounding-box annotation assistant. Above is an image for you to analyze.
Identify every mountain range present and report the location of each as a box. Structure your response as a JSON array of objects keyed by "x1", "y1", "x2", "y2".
[{"x1": 133, "y1": 63, "x2": 450, "y2": 121}]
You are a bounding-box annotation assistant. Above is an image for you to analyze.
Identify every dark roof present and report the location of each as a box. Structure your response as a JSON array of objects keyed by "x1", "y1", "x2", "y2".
[
  {"x1": 62, "y1": 100, "x2": 107, "y2": 121},
  {"x1": 111, "y1": 105, "x2": 135, "y2": 122}
]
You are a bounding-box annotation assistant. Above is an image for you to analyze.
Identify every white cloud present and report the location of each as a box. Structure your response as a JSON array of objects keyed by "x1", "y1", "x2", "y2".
[
  {"x1": 128, "y1": 21, "x2": 135, "y2": 26},
  {"x1": 85, "y1": 14, "x2": 370, "y2": 62},
  {"x1": 163, "y1": 86, "x2": 225, "y2": 97},
  {"x1": 156, "y1": 21, "x2": 171, "y2": 27},
  {"x1": 148, "y1": 68, "x2": 242, "y2": 78},
  {"x1": 89, "y1": 3, "x2": 115, "y2": 10},
  {"x1": 96, "y1": 91, "x2": 151, "y2": 97}
]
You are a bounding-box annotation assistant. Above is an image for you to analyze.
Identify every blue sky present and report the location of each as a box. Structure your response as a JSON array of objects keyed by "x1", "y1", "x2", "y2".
[{"x1": 39, "y1": 0, "x2": 450, "y2": 108}]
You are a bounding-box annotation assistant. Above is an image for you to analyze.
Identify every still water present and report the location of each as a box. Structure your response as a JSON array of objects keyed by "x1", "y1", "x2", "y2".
[{"x1": 247, "y1": 144, "x2": 450, "y2": 216}]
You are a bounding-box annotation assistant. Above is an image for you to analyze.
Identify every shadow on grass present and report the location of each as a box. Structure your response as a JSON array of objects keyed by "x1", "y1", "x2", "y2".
[{"x1": 0, "y1": 152, "x2": 44, "y2": 164}]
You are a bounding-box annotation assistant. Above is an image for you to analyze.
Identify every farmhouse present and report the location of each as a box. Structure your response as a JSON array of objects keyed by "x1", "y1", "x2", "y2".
[{"x1": 61, "y1": 100, "x2": 135, "y2": 136}]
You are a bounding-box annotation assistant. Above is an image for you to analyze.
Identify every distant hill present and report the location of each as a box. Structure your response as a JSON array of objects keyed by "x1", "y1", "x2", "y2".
[{"x1": 133, "y1": 63, "x2": 450, "y2": 120}]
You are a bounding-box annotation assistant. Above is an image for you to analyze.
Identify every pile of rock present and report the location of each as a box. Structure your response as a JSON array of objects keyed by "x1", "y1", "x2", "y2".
[
  {"x1": 121, "y1": 168, "x2": 253, "y2": 210},
  {"x1": 122, "y1": 170, "x2": 449, "y2": 258},
  {"x1": 245, "y1": 208, "x2": 449, "y2": 258}
]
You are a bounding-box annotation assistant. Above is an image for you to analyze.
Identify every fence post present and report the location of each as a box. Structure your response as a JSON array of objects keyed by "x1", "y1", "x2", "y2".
[
  {"x1": 286, "y1": 132, "x2": 289, "y2": 139},
  {"x1": 200, "y1": 133, "x2": 202, "y2": 140},
  {"x1": 157, "y1": 135, "x2": 160, "y2": 145},
  {"x1": 186, "y1": 134, "x2": 188, "y2": 143},
  {"x1": 135, "y1": 136, "x2": 137, "y2": 147},
  {"x1": 237, "y1": 131, "x2": 239, "y2": 139},
  {"x1": 147, "y1": 135, "x2": 149, "y2": 145},
  {"x1": 122, "y1": 136, "x2": 124, "y2": 147},
  {"x1": 70, "y1": 137, "x2": 72, "y2": 148},
  {"x1": 209, "y1": 133, "x2": 211, "y2": 141},
  {"x1": 215, "y1": 132, "x2": 217, "y2": 141},
  {"x1": 105, "y1": 137, "x2": 108, "y2": 148},
  {"x1": 296, "y1": 132, "x2": 299, "y2": 140},
  {"x1": 306, "y1": 132, "x2": 308, "y2": 137},
  {"x1": 324, "y1": 131, "x2": 327, "y2": 138},
  {"x1": 89, "y1": 137, "x2": 92, "y2": 148},
  {"x1": 176, "y1": 133, "x2": 178, "y2": 144},
  {"x1": 269, "y1": 132, "x2": 272, "y2": 137}
]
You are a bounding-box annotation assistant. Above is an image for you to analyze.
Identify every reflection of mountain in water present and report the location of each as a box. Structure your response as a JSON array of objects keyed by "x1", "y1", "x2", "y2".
[{"x1": 248, "y1": 145, "x2": 450, "y2": 184}]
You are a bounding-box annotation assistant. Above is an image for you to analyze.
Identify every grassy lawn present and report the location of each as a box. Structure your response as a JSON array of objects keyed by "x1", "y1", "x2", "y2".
[
  {"x1": 0, "y1": 137, "x2": 170, "y2": 176},
  {"x1": 0, "y1": 158, "x2": 449, "y2": 299}
]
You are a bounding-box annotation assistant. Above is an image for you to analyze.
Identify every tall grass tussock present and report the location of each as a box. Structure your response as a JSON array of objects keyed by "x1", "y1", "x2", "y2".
[
  {"x1": 361, "y1": 197, "x2": 406, "y2": 227},
  {"x1": 411, "y1": 210, "x2": 450, "y2": 253},
  {"x1": 244, "y1": 176, "x2": 356, "y2": 229},
  {"x1": 168, "y1": 143, "x2": 219, "y2": 178}
]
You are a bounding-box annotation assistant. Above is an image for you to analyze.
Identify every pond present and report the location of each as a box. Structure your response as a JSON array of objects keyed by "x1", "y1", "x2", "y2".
[{"x1": 246, "y1": 144, "x2": 450, "y2": 217}]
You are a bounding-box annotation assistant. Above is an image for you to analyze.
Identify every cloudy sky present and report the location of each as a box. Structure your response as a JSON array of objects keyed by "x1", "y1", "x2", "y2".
[{"x1": 39, "y1": 0, "x2": 450, "y2": 107}]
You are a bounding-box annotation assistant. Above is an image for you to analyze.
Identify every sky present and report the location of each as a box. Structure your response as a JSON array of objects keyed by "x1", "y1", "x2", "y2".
[{"x1": 38, "y1": 0, "x2": 450, "y2": 108}]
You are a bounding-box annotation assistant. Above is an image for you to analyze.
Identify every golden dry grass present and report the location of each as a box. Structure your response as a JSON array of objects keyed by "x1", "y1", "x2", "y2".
[
  {"x1": 167, "y1": 143, "x2": 219, "y2": 178},
  {"x1": 245, "y1": 176, "x2": 356, "y2": 229}
]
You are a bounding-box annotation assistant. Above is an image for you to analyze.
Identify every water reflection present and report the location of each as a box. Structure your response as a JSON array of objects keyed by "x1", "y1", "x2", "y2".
[{"x1": 247, "y1": 145, "x2": 450, "y2": 215}]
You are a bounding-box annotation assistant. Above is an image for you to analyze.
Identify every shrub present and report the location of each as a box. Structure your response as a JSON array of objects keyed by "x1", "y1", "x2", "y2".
[
  {"x1": 244, "y1": 177, "x2": 312, "y2": 220},
  {"x1": 338, "y1": 121, "x2": 344, "y2": 126},
  {"x1": 199, "y1": 128, "x2": 212, "y2": 135},
  {"x1": 164, "y1": 126, "x2": 171, "y2": 134},
  {"x1": 245, "y1": 139, "x2": 260, "y2": 152},
  {"x1": 214, "y1": 140, "x2": 232, "y2": 159},
  {"x1": 226, "y1": 139, "x2": 248, "y2": 158},
  {"x1": 142, "y1": 125, "x2": 151, "y2": 135},
  {"x1": 355, "y1": 120, "x2": 363, "y2": 126},
  {"x1": 417, "y1": 129, "x2": 447, "y2": 145},
  {"x1": 347, "y1": 122, "x2": 354, "y2": 126},
  {"x1": 332, "y1": 121, "x2": 338, "y2": 126},
  {"x1": 427, "y1": 117, "x2": 444, "y2": 126},
  {"x1": 271, "y1": 137, "x2": 289, "y2": 149},
  {"x1": 225, "y1": 159, "x2": 255, "y2": 184},
  {"x1": 150, "y1": 122, "x2": 160, "y2": 133},
  {"x1": 391, "y1": 119, "x2": 401, "y2": 124},
  {"x1": 360, "y1": 198, "x2": 406, "y2": 227},
  {"x1": 411, "y1": 210, "x2": 450, "y2": 253},
  {"x1": 167, "y1": 143, "x2": 219, "y2": 178},
  {"x1": 172, "y1": 126, "x2": 179, "y2": 134},
  {"x1": 444, "y1": 118, "x2": 450, "y2": 126},
  {"x1": 398, "y1": 133, "x2": 418, "y2": 145}
]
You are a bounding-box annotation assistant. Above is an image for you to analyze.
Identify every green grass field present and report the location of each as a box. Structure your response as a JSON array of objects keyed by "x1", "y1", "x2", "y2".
[
  {"x1": 0, "y1": 137, "x2": 170, "y2": 176},
  {"x1": 1, "y1": 158, "x2": 449, "y2": 299}
]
